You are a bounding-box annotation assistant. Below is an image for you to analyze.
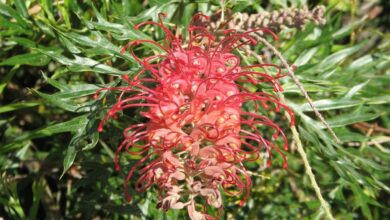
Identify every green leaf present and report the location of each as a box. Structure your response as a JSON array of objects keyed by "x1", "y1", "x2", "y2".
[
  {"x1": 0, "y1": 3, "x2": 28, "y2": 28},
  {"x1": 14, "y1": 0, "x2": 29, "y2": 18},
  {"x1": 42, "y1": 73, "x2": 70, "y2": 91},
  {"x1": 40, "y1": 0, "x2": 56, "y2": 22},
  {"x1": 365, "y1": 95, "x2": 390, "y2": 105},
  {"x1": 0, "y1": 101, "x2": 40, "y2": 114},
  {"x1": 317, "y1": 42, "x2": 365, "y2": 70},
  {"x1": 61, "y1": 146, "x2": 77, "y2": 178},
  {"x1": 299, "y1": 99, "x2": 361, "y2": 112},
  {"x1": 34, "y1": 90, "x2": 95, "y2": 113},
  {"x1": 53, "y1": 84, "x2": 100, "y2": 99},
  {"x1": 34, "y1": 19, "x2": 56, "y2": 37},
  {"x1": 58, "y1": 35, "x2": 81, "y2": 54},
  {"x1": 319, "y1": 111, "x2": 382, "y2": 128},
  {"x1": 29, "y1": 178, "x2": 45, "y2": 220},
  {"x1": 37, "y1": 49, "x2": 127, "y2": 75},
  {"x1": 347, "y1": 55, "x2": 374, "y2": 71},
  {"x1": 7, "y1": 37, "x2": 37, "y2": 48},
  {"x1": 0, "y1": 67, "x2": 17, "y2": 94},
  {"x1": 294, "y1": 47, "x2": 319, "y2": 66},
  {"x1": 0, "y1": 53, "x2": 51, "y2": 66},
  {"x1": 57, "y1": 4, "x2": 71, "y2": 29},
  {"x1": 0, "y1": 14, "x2": 24, "y2": 35},
  {"x1": 332, "y1": 17, "x2": 366, "y2": 40},
  {"x1": 59, "y1": 31, "x2": 134, "y2": 61},
  {"x1": 350, "y1": 184, "x2": 373, "y2": 220},
  {"x1": 61, "y1": 116, "x2": 99, "y2": 177},
  {"x1": 1, "y1": 115, "x2": 89, "y2": 153},
  {"x1": 343, "y1": 80, "x2": 369, "y2": 99}
]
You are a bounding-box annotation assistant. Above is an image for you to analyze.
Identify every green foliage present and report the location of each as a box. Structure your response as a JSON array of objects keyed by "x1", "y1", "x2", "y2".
[{"x1": 0, "y1": 0, "x2": 389, "y2": 219}]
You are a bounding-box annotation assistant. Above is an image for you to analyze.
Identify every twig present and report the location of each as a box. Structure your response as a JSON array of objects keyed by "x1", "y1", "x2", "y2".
[
  {"x1": 288, "y1": 123, "x2": 335, "y2": 220},
  {"x1": 346, "y1": 136, "x2": 390, "y2": 147},
  {"x1": 246, "y1": 171, "x2": 271, "y2": 179},
  {"x1": 371, "y1": 140, "x2": 389, "y2": 153},
  {"x1": 253, "y1": 37, "x2": 336, "y2": 220},
  {"x1": 255, "y1": 36, "x2": 342, "y2": 144},
  {"x1": 352, "y1": 122, "x2": 390, "y2": 135}
]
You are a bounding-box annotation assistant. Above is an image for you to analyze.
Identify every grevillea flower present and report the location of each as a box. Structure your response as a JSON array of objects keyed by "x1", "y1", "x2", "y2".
[{"x1": 96, "y1": 13, "x2": 294, "y2": 220}]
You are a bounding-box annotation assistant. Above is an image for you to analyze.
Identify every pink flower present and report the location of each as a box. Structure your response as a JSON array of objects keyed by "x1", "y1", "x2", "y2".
[{"x1": 96, "y1": 13, "x2": 294, "y2": 220}]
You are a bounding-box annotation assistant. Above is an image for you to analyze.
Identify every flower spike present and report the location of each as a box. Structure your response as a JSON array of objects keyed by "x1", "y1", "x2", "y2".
[{"x1": 97, "y1": 13, "x2": 294, "y2": 220}]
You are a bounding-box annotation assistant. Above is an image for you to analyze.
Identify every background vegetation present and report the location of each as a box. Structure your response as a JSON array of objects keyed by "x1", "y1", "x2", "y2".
[{"x1": 0, "y1": 0, "x2": 389, "y2": 219}]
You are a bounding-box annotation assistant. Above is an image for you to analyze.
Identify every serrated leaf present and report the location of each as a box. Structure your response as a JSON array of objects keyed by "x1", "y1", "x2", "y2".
[
  {"x1": 1, "y1": 115, "x2": 89, "y2": 153},
  {"x1": 61, "y1": 116, "x2": 99, "y2": 177},
  {"x1": 37, "y1": 49, "x2": 127, "y2": 75},
  {"x1": 60, "y1": 31, "x2": 134, "y2": 61},
  {"x1": 34, "y1": 90, "x2": 95, "y2": 112}
]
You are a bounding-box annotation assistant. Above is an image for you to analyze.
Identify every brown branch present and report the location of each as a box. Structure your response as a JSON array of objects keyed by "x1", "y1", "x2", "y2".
[{"x1": 352, "y1": 122, "x2": 390, "y2": 135}]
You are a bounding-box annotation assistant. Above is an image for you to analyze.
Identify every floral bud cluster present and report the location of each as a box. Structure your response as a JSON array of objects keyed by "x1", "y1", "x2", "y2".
[
  {"x1": 210, "y1": 6, "x2": 326, "y2": 33},
  {"x1": 97, "y1": 13, "x2": 294, "y2": 220}
]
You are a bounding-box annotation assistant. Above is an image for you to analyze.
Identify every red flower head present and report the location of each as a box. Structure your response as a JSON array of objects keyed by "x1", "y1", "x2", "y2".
[{"x1": 96, "y1": 13, "x2": 294, "y2": 220}]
